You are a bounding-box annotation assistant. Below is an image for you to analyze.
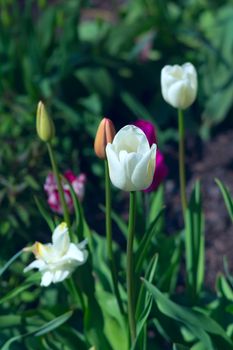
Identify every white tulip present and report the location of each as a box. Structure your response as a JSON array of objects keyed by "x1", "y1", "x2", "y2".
[
  {"x1": 106, "y1": 125, "x2": 157, "y2": 191},
  {"x1": 161, "y1": 62, "x2": 197, "y2": 110},
  {"x1": 24, "y1": 222, "x2": 88, "y2": 287}
]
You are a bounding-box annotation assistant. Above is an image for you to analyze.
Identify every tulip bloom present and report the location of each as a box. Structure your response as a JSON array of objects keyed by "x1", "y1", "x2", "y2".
[
  {"x1": 24, "y1": 222, "x2": 88, "y2": 287},
  {"x1": 44, "y1": 170, "x2": 86, "y2": 214},
  {"x1": 106, "y1": 125, "x2": 157, "y2": 191},
  {"x1": 161, "y1": 63, "x2": 197, "y2": 110},
  {"x1": 132, "y1": 120, "x2": 168, "y2": 192}
]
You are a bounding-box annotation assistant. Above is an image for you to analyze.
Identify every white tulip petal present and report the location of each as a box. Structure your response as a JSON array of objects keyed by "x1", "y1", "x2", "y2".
[
  {"x1": 167, "y1": 80, "x2": 189, "y2": 109},
  {"x1": 106, "y1": 144, "x2": 127, "y2": 190},
  {"x1": 132, "y1": 144, "x2": 157, "y2": 190},
  {"x1": 113, "y1": 125, "x2": 149, "y2": 154},
  {"x1": 41, "y1": 271, "x2": 53, "y2": 287}
]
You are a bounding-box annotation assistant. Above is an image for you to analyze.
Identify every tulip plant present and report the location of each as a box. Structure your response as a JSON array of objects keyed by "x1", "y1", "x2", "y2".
[{"x1": 1, "y1": 63, "x2": 233, "y2": 350}]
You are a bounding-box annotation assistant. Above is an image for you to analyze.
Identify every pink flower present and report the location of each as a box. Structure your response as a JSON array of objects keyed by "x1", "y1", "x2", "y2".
[
  {"x1": 44, "y1": 170, "x2": 86, "y2": 214},
  {"x1": 132, "y1": 120, "x2": 168, "y2": 192}
]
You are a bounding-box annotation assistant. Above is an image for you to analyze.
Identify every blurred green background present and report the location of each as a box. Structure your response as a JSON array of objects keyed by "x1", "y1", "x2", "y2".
[{"x1": 0, "y1": 0, "x2": 233, "y2": 249}]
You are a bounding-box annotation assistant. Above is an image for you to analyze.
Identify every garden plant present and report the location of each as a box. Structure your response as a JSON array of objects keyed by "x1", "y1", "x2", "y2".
[{"x1": 0, "y1": 1, "x2": 233, "y2": 350}]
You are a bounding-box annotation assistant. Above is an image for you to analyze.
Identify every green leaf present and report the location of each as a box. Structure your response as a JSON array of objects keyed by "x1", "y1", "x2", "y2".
[
  {"x1": 99, "y1": 204, "x2": 128, "y2": 238},
  {"x1": 65, "y1": 178, "x2": 93, "y2": 251},
  {"x1": 96, "y1": 287, "x2": 128, "y2": 350},
  {"x1": 215, "y1": 179, "x2": 233, "y2": 221},
  {"x1": 136, "y1": 254, "x2": 159, "y2": 318},
  {"x1": 134, "y1": 255, "x2": 158, "y2": 350},
  {"x1": 1, "y1": 311, "x2": 73, "y2": 350},
  {"x1": 0, "y1": 315, "x2": 22, "y2": 329},
  {"x1": 34, "y1": 196, "x2": 55, "y2": 232},
  {"x1": 66, "y1": 180, "x2": 85, "y2": 242},
  {"x1": 216, "y1": 274, "x2": 233, "y2": 301},
  {"x1": 34, "y1": 311, "x2": 73, "y2": 336},
  {"x1": 0, "y1": 283, "x2": 34, "y2": 305},
  {"x1": 185, "y1": 181, "x2": 204, "y2": 301},
  {"x1": 0, "y1": 249, "x2": 23, "y2": 277},
  {"x1": 143, "y1": 279, "x2": 232, "y2": 349},
  {"x1": 135, "y1": 207, "x2": 164, "y2": 274}
]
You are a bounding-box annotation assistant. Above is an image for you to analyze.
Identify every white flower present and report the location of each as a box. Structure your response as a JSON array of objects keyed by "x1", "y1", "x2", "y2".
[
  {"x1": 24, "y1": 222, "x2": 88, "y2": 287},
  {"x1": 161, "y1": 62, "x2": 197, "y2": 110},
  {"x1": 106, "y1": 125, "x2": 157, "y2": 191}
]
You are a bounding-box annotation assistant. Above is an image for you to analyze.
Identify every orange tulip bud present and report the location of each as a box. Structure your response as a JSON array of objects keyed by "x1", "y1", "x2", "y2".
[{"x1": 94, "y1": 118, "x2": 116, "y2": 159}]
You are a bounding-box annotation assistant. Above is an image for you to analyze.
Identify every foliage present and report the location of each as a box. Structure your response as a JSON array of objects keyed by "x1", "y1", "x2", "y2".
[{"x1": 1, "y1": 0, "x2": 233, "y2": 349}]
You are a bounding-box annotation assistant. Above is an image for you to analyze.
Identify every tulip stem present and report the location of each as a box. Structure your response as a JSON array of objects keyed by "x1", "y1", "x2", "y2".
[
  {"x1": 178, "y1": 109, "x2": 187, "y2": 219},
  {"x1": 105, "y1": 160, "x2": 125, "y2": 315},
  {"x1": 47, "y1": 142, "x2": 71, "y2": 231},
  {"x1": 127, "y1": 191, "x2": 137, "y2": 343}
]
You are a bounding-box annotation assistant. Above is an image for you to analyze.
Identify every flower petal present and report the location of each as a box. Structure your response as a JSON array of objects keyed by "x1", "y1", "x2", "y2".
[
  {"x1": 52, "y1": 222, "x2": 70, "y2": 254},
  {"x1": 52, "y1": 269, "x2": 70, "y2": 283},
  {"x1": 41, "y1": 271, "x2": 53, "y2": 287},
  {"x1": 106, "y1": 144, "x2": 127, "y2": 190},
  {"x1": 24, "y1": 259, "x2": 45, "y2": 272},
  {"x1": 132, "y1": 144, "x2": 157, "y2": 190},
  {"x1": 113, "y1": 125, "x2": 149, "y2": 154},
  {"x1": 64, "y1": 243, "x2": 88, "y2": 263}
]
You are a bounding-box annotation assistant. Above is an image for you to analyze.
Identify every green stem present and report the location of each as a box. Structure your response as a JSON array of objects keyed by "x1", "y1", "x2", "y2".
[
  {"x1": 127, "y1": 191, "x2": 137, "y2": 343},
  {"x1": 178, "y1": 109, "x2": 187, "y2": 219},
  {"x1": 105, "y1": 160, "x2": 125, "y2": 315},
  {"x1": 47, "y1": 142, "x2": 71, "y2": 229}
]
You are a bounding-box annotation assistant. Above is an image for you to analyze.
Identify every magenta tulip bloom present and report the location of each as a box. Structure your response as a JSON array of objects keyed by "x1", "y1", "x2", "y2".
[
  {"x1": 132, "y1": 120, "x2": 168, "y2": 192},
  {"x1": 44, "y1": 170, "x2": 86, "y2": 214}
]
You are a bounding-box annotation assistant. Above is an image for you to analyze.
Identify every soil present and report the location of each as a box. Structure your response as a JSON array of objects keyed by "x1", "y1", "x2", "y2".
[{"x1": 165, "y1": 129, "x2": 233, "y2": 289}]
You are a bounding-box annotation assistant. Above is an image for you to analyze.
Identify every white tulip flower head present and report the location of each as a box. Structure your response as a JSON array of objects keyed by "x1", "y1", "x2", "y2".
[
  {"x1": 161, "y1": 62, "x2": 197, "y2": 110},
  {"x1": 24, "y1": 222, "x2": 88, "y2": 287},
  {"x1": 106, "y1": 125, "x2": 157, "y2": 192}
]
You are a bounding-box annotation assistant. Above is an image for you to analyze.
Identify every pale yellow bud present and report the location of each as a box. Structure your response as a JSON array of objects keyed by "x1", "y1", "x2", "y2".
[{"x1": 36, "y1": 101, "x2": 55, "y2": 142}]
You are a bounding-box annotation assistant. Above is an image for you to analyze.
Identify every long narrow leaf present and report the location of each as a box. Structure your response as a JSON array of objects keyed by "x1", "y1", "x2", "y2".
[
  {"x1": 0, "y1": 250, "x2": 23, "y2": 277},
  {"x1": 143, "y1": 279, "x2": 232, "y2": 349},
  {"x1": 34, "y1": 196, "x2": 55, "y2": 232},
  {"x1": 1, "y1": 311, "x2": 73, "y2": 350},
  {"x1": 185, "y1": 181, "x2": 204, "y2": 301},
  {"x1": 135, "y1": 207, "x2": 164, "y2": 274},
  {"x1": 215, "y1": 178, "x2": 233, "y2": 221}
]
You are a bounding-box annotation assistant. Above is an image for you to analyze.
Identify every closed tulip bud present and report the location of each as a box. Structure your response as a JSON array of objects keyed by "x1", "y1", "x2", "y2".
[
  {"x1": 161, "y1": 63, "x2": 197, "y2": 110},
  {"x1": 106, "y1": 125, "x2": 157, "y2": 192},
  {"x1": 94, "y1": 118, "x2": 116, "y2": 159},
  {"x1": 36, "y1": 101, "x2": 55, "y2": 142}
]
